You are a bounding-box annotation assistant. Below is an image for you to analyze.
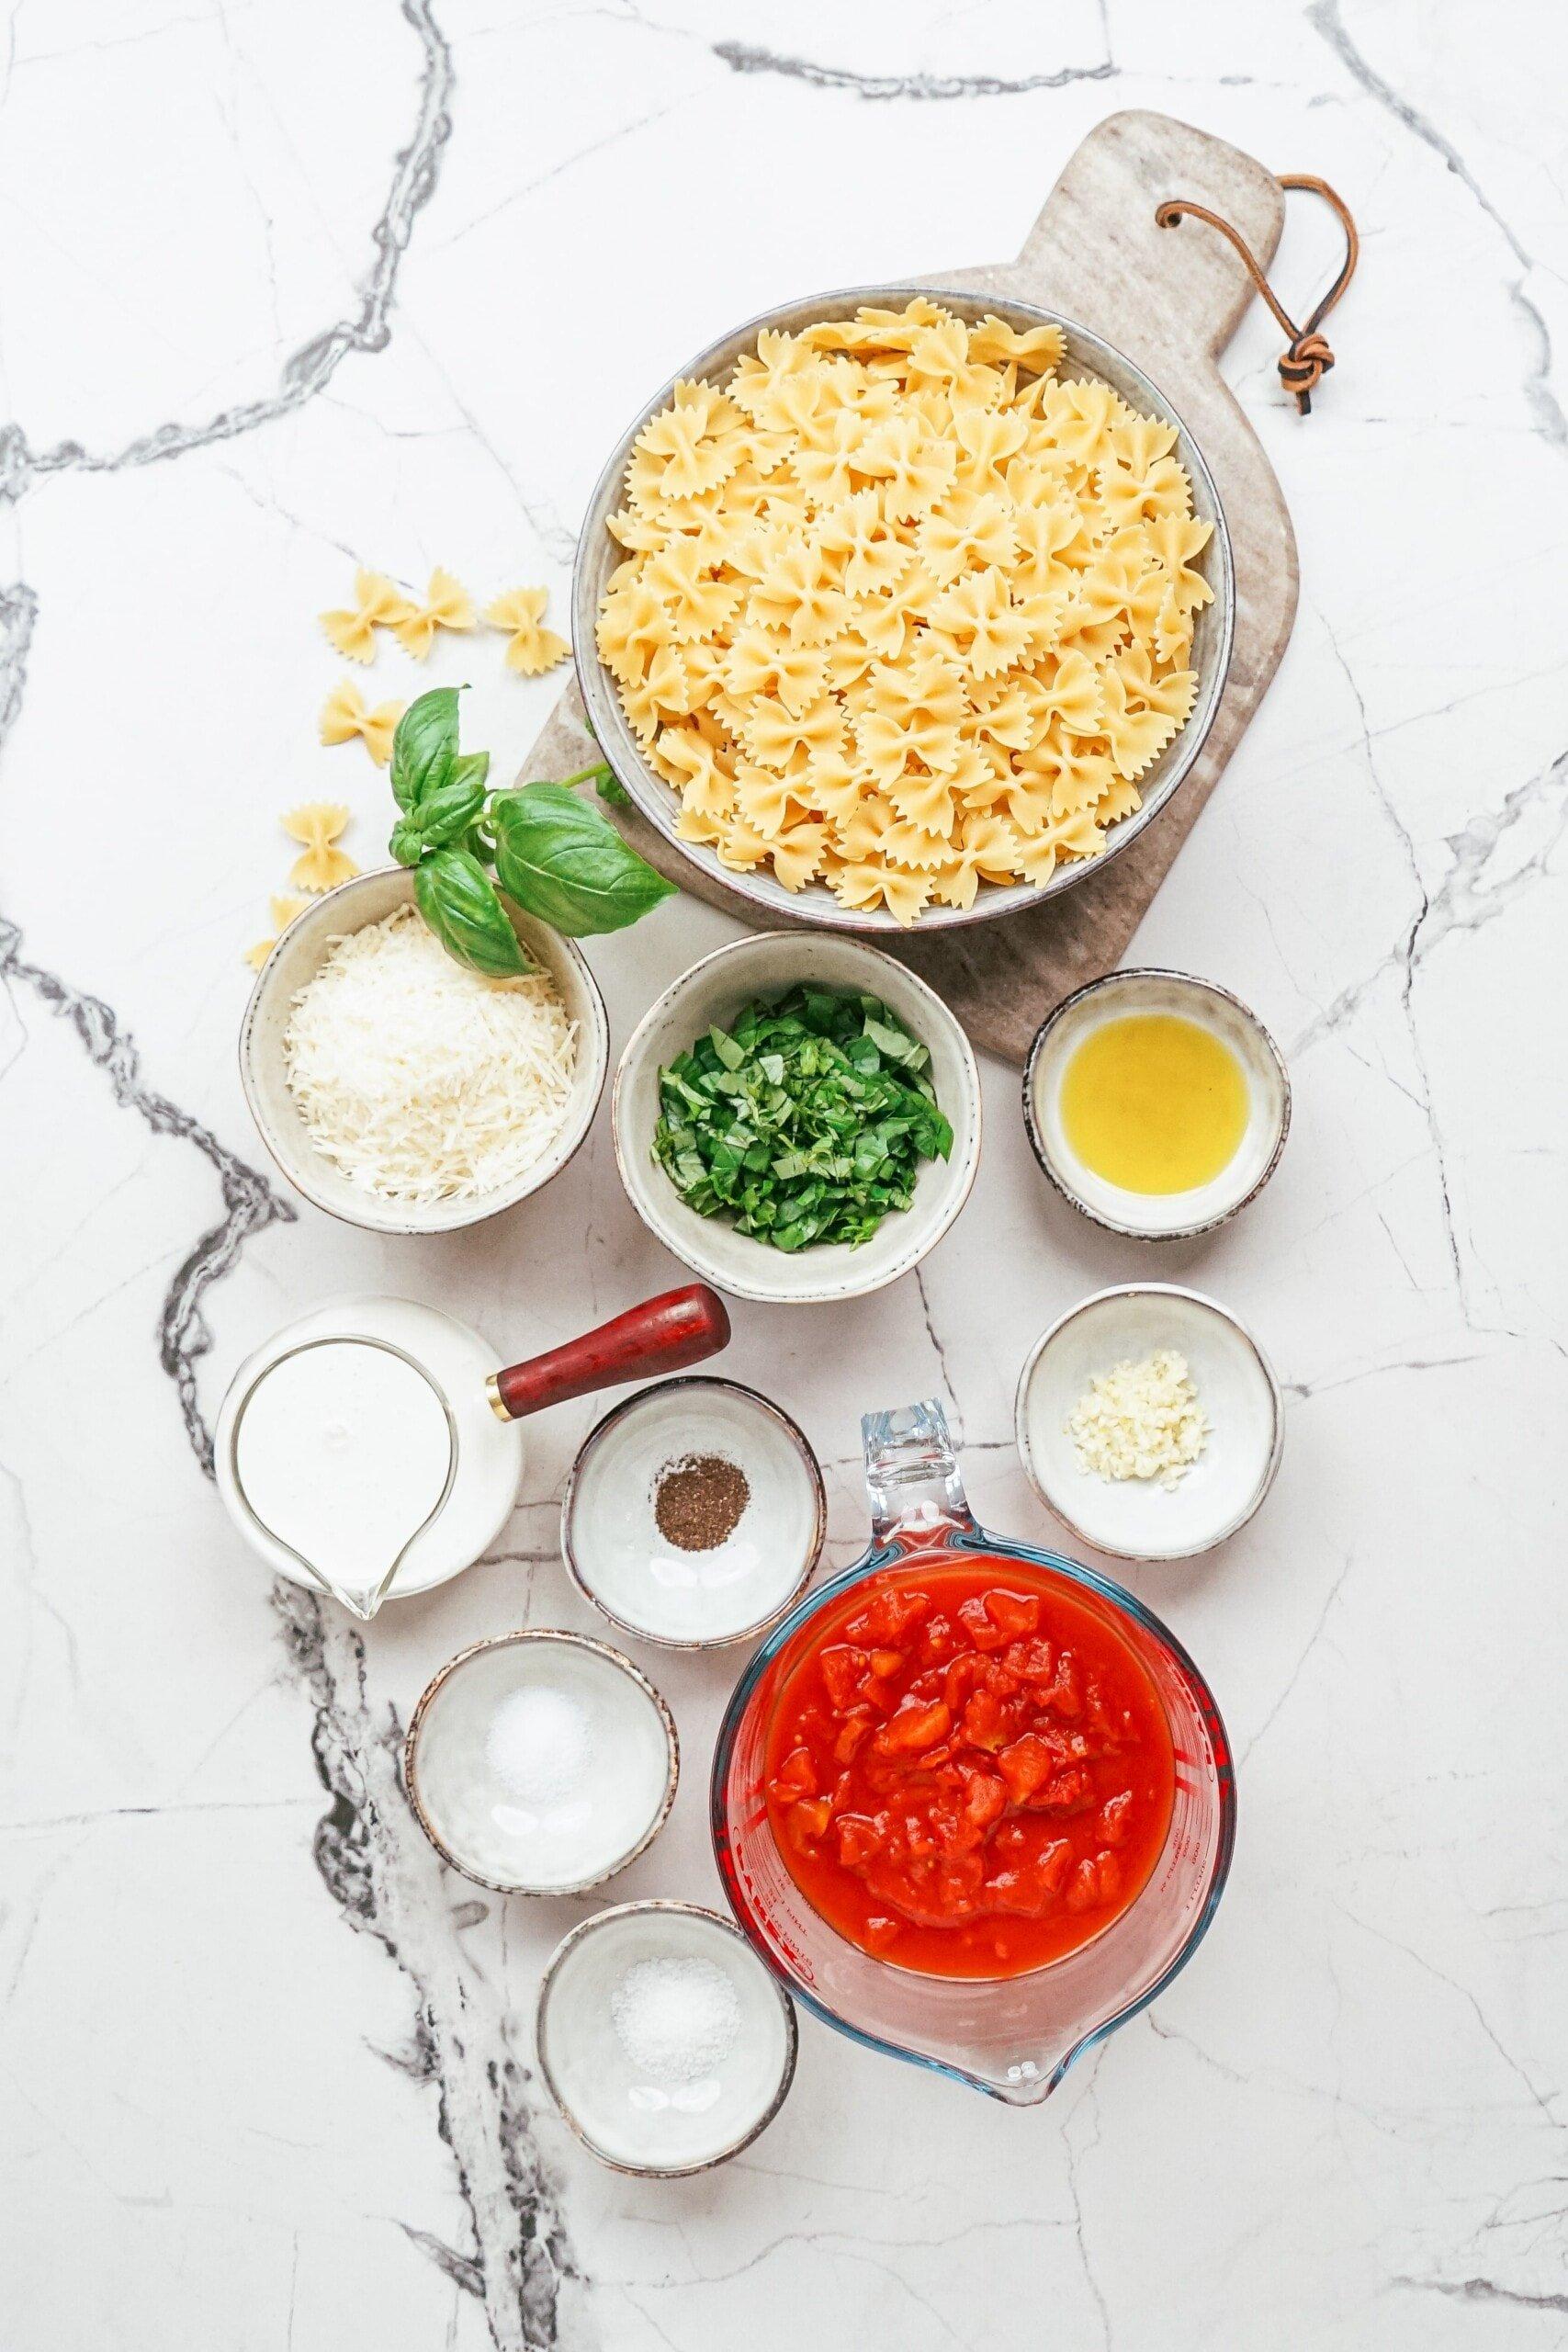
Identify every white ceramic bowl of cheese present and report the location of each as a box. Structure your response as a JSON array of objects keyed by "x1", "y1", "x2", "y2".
[
  {"x1": 1015, "y1": 1283, "x2": 1283, "y2": 1562},
  {"x1": 240, "y1": 865, "x2": 609, "y2": 1236}
]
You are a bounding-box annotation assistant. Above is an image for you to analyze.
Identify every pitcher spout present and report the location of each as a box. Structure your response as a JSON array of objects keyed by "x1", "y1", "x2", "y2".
[{"x1": 861, "y1": 1399, "x2": 976, "y2": 1542}]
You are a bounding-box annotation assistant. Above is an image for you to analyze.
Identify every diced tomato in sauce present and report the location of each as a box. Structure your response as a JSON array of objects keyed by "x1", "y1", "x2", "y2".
[{"x1": 763, "y1": 1559, "x2": 1175, "y2": 1979}]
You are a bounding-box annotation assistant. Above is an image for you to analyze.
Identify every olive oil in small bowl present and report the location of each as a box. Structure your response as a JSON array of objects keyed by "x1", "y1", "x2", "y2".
[{"x1": 1023, "y1": 971, "x2": 1290, "y2": 1240}]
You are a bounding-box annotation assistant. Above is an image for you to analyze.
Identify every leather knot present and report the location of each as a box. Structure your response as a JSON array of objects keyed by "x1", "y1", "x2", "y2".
[
  {"x1": 1279, "y1": 331, "x2": 1336, "y2": 413},
  {"x1": 1156, "y1": 175, "x2": 1358, "y2": 420}
]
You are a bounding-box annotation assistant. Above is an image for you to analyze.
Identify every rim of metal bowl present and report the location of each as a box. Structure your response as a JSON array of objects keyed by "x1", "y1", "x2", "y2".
[
  {"x1": 1012, "y1": 1280, "x2": 1287, "y2": 1562},
  {"x1": 402, "y1": 1629, "x2": 679, "y2": 1896},
  {"x1": 559, "y1": 1374, "x2": 828, "y2": 1650},
  {"x1": 535, "y1": 1898, "x2": 799, "y2": 2177},
  {"x1": 571, "y1": 280, "x2": 1235, "y2": 935},
  {"x1": 1021, "y1": 967, "x2": 1292, "y2": 1242}
]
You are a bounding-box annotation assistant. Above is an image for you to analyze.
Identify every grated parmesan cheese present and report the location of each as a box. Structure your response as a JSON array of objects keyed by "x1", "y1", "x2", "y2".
[
  {"x1": 1066, "y1": 1349, "x2": 1210, "y2": 1490},
  {"x1": 282, "y1": 903, "x2": 579, "y2": 1204}
]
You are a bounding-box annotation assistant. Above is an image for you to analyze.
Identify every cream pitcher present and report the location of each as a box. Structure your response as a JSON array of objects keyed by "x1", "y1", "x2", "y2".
[{"x1": 214, "y1": 1284, "x2": 729, "y2": 1619}]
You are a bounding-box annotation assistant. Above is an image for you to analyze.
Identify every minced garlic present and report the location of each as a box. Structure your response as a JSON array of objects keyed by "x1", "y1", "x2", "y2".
[{"x1": 1066, "y1": 1350, "x2": 1210, "y2": 1490}]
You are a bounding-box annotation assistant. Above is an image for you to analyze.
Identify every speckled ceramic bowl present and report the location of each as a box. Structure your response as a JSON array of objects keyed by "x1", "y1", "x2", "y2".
[
  {"x1": 1022, "y1": 968, "x2": 1290, "y2": 1241},
  {"x1": 1015, "y1": 1283, "x2": 1284, "y2": 1561},
  {"x1": 561, "y1": 1375, "x2": 826, "y2": 1649},
  {"x1": 240, "y1": 865, "x2": 609, "y2": 1238},
  {"x1": 403, "y1": 1631, "x2": 678, "y2": 1895},
  {"x1": 612, "y1": 931, "x2": 981, "y2": 1306},
  {"x1": 536, "y1": 1900, "x2": 798, "y2": 2177},
  {"x1": 571, "y1": 282, "x2": 1235, "y2": 934}
]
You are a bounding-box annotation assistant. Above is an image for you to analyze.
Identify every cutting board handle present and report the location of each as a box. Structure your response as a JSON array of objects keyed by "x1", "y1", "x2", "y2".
[{"x1": 1010, "y1": 108, "x2": 1285, "y2": 359}]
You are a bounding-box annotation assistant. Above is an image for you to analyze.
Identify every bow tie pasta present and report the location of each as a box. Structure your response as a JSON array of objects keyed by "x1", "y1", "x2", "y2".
[{"x1": 595, "y1": 300, "x2": 1209, "y2": 923}]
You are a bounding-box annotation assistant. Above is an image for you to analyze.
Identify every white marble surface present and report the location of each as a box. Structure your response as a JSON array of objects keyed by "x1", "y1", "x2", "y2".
[{"x1": 2, "y1": 5, "x2": 1564, "y2": 2345}]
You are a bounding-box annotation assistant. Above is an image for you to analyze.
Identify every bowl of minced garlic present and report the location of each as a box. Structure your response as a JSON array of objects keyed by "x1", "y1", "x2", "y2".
[{"x1": 1015, "y1": 1283, "x2": 1283, "y2": 1561}]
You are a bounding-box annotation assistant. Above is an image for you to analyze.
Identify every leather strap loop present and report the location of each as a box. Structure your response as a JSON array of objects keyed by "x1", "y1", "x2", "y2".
[{"x1": 1156, "y1": 175, "x2": 1359, "y2": 416}]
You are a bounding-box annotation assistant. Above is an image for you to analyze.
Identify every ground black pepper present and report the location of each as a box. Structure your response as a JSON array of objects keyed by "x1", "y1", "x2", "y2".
[{"x1": 652, "y1": 1453, "x2": 750, "y2": 1552}]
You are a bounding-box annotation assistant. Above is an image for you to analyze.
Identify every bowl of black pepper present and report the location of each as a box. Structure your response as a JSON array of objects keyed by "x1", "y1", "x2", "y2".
[{"x1": 561, "y1": 1377, "x2": 826, "y2": 1650}]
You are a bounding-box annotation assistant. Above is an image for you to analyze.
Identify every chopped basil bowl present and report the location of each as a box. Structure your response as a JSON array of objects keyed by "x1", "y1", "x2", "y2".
[{"x1": 613, "y1": 936, "x2": 981, "y2": 1306}]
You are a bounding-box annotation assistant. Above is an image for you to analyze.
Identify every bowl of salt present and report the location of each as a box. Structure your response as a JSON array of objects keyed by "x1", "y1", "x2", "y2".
[
  {"x1": 536, "y1": 1901, "x2": 797, "y2": 2175},
  {"x1": 403, "y1": 1631, "x2": 678, "y2": 1894}
]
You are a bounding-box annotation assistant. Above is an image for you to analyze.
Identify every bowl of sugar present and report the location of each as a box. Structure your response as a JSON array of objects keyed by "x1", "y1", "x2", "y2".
[
  {"x1": 536, "y1": 1901, "x2": 797, "y2": 2175},
  {"x1": 403, "y1": 1630, "x2": 678, "y2": 1894}
]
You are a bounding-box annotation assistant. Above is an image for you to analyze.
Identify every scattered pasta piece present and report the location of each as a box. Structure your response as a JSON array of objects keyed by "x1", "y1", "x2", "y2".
[
  {"x1": 318, "y1": 678, "x2": 405, "y2": 767},
  {"x1": 595, "y1": 300, "x2": 1209, "y2": 922},
  {"x1": 283, "y1": 803, "x2": 357, "y2": 893},
  {"x1": 319, "y1": 568, "x2": 410, "y2": 664},
  {"x1": 243, "y1": 893, "x2": 311, "y2": 971},
  {"x1": 483, "y1": 586, "x2": 570, "y2": 675},
  {"x1": 393, "y1": 566, "x2": 476, "y2": 659}
]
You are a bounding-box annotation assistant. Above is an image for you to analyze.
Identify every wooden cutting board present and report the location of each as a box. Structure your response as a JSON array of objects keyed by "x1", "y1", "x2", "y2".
[{"x1": 519, "y1": 110, "x2": 1299, "y2": 1065}]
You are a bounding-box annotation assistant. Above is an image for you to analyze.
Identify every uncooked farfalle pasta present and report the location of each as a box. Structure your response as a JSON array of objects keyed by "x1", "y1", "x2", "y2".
[{"x1": 595, "y1": 300, "x2": 1213, "y2": 922}]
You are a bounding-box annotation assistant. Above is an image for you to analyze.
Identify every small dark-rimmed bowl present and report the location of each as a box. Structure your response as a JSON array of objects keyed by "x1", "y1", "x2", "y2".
[
  {"x1": 536, "y1": 1899, "x2": 798, "y2": 2177},
  {"x1": 561, "y1": 1375, "x2": 826, "y2": 1650},
  {"x1": 1023, "y1": 968, "x2": 1290, "y2": 1242},
  {"x1": 403, "y1": 1630, "x2": 678, "y2": 1895}
]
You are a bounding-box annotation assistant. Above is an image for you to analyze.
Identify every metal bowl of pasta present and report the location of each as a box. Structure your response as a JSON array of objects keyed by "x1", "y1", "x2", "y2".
[{"x1": 571, "y1": 284, "x2": 1235, "y2": 935}]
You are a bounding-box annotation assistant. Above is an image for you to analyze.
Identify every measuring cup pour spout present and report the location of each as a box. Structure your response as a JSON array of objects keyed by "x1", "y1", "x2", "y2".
[{"x1": 711, "y1": 1397, "x2": 1236, "y2": 2107}]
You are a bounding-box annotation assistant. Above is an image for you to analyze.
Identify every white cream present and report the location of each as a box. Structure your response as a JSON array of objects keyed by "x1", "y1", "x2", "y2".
[
  {"x1": 232, "y1": 1339, "x2": 453, "y2": 1613},
  {"x1": 215, "y1": 1296, "x2": 525, "y2": 1605}
]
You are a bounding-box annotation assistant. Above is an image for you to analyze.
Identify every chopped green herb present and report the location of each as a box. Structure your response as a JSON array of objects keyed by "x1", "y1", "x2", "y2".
[{"x1": 651, "y1": 986, "x2": 953, "y2": 1250}]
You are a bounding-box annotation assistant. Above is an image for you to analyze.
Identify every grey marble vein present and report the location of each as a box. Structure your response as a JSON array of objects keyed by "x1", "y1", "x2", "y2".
[
  {"x1": 711, "y1": 40, "x2": 1116, "y2": 101},
  {"x1": 0, "y1": 0, "x2": 454, "y2": 507},
  {"x1": 275, "y1": 1582, "x2": 588, "y2": 2348},
  {"x1": 1308, "y1": 0, "x2": 1566, "y2": 448},
  {"x1": 0, "y1": 11, "x2": 599, "y2": 2336},
  {"x1": 0, "y1": 582, "x2": 298, "y2": 1472}
]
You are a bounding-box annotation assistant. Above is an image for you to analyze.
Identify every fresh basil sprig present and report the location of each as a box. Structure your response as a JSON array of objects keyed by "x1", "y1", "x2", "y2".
[
  {"x1": 387, "y1": 690, "x2": 673, "y2": 974},
  {"x1": 491, "y1": 783, "x2": 675, "y2": 937}
]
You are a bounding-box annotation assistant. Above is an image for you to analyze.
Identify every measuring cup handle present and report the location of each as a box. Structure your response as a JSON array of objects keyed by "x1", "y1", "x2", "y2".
[
  {"x1": 488, "y1": 1283, "x2": 731, "y2": 1421},
  {"x1": 863, "y1": 1398, "x2": 976, "y2": 1543}
]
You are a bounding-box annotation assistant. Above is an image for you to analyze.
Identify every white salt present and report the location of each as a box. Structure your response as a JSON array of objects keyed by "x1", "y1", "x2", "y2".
[
  {"x1": 484, "y1": 1685, "x2": 591, "y2": 1807},
  {"x1": 611, "y1": 1954, "x2": 742, "y2": 2086}
]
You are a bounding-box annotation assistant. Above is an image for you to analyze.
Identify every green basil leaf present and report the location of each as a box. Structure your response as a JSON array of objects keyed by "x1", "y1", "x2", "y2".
[
  {"x1": 390, "y1": 687, "x2": 462, "y2": 814},
  {"x1": 490, "y1": 781, "x2": 676, "y2": 935},
  {"x1": 594, "y1": 769, "x2": 631, "y2": 808},
  {"x1": 448, "y1": 749, "x2": 490, "y2": 795},
  {"x1": 413, "y1": 847, "x2": 529, "y2": 978},
  {"x1": 414, "y1": 770, "x2": 488, "y2": 851},
  {"x1": 389, "y1": 820, "x2": 426, "y2": 868}
]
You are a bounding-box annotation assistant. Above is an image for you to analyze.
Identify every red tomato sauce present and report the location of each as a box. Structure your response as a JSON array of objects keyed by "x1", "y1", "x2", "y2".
[{"x1": 763, "y1": 1559, "x2": 1176, "y2": 1978}]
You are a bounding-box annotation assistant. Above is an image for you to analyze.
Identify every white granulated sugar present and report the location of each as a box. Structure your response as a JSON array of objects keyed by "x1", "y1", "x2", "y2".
[
  {"x1": 282, "y1": 904, "x2": 578, "y2": 1203},
  {"x1": 610, "y1": 1955, "x2": 742, "y2": 2085},
  {"x1": 1066, "y1": 1348, "x2": 1210, "y2": 1489},
  {"x1": 485, "y1": 1685, "x2": 592, "y2": 1807}
]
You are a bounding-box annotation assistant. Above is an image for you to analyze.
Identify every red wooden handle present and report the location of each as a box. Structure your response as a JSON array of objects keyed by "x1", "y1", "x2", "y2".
[{"x1": 490, "y1": 1283, "x2": 731, "y2": 1422}]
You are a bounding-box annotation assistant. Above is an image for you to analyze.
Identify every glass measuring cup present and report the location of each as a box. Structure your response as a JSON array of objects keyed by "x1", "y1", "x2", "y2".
[{"x1": 710, "y1": 1401, "x2": 1235, "y2": 2105}]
